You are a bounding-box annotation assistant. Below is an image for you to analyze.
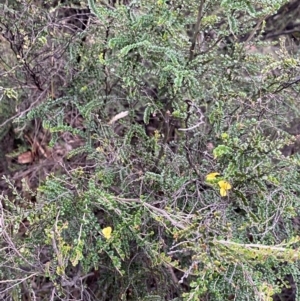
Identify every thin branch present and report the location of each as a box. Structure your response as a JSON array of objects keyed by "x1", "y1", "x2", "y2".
[
  {"x1": 178, "y1": 120, "x2": 204, "y2": 131},
  {"x1": 216, "y1": 239, "x2": 297, "y2": 252},
  {"x1": 189, "y1": 0, "x2": 205, "y2": 61}
]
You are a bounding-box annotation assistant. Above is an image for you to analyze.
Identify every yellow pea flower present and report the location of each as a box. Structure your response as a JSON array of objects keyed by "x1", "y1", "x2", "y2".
[
  {"x1": 206, "y1": 172, "x2": 220, "y2": 181},
  {"x1": 218, "y1": 180, "x2": 232, "y2": 197},
  {"x1": 102, "y1": 226, "x2": 112, "y2": 239}
]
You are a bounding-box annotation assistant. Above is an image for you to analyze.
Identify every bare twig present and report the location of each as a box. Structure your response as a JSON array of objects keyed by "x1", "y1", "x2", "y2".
[{"x1": 189, "y1": 0, "x2": 205, "y2": 61}]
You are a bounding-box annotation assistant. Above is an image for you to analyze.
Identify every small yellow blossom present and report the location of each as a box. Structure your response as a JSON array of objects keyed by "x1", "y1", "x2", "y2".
[
  {"x1": 221, "y1": 133, "x2": 229, "y2": 140},
  {"x1": 206, "y1": 172, "x2": 220, "y2": 181},
  {"x1": 218, "y1": 180, "x2": 232, "y2": 197},
  {"x1": 102, "y1": 227, "x2": 112, "y2": 239}
]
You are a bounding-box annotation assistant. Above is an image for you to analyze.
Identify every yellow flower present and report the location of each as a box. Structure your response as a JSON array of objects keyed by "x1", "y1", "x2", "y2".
[
  {"x1": 218, "y1": 180, "x2": 232, "y2": 197},
  {"x1": 221, "y1": 133, "x2": 229, "y2": 140},
  {"x1": 102, "y1": 226, "x2": 112, "y2": 239},
  {"x1": 206, "y1": 172, "x2": 220, "y2": 181}
]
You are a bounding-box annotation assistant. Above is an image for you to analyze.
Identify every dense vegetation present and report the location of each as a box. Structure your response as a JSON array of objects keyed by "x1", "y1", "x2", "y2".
[{"x1": 1, "y1": 0, "x2": 300, "y2": 300}]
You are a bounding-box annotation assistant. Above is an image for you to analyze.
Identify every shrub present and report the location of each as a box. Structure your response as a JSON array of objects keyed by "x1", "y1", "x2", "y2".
[{"x1": 1, "y1": 0, "x2": 300, "y2": 300}]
